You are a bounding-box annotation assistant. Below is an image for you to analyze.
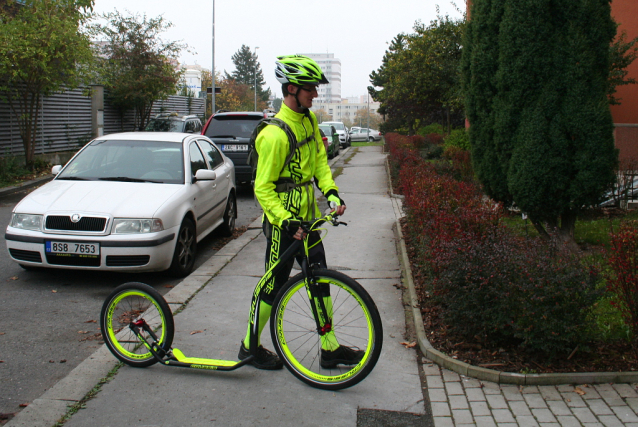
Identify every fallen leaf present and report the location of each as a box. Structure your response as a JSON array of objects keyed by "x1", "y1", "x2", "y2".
[
  {"x1": 190, "y1": 330, "x2": 203, "y2": 335},
  {"x1": 566, "y1": 398, "x2": 571, "y2": 402},
  {"x1": 164, "y1": 285, "x2": 174, "y2": 288},
  {"x1": 52, "y1": 290, "x2": 57, "y2": 293},
  {"x1": 400, "y1": 341, "x2": 417, "y2": 348},
  {"x1": 19, "y1": 403, "x2": 28, "y2": 408},
  {"x1": 0, "y1": 332, "x2": 5, "y2": 335},
  {"x1": 0, "y1": 360, "x2": 4, "y2": 363},
  {"x1": 60, "y1": 359, "x2": 66, "y2": 363},
  {"x1": 8, "y1": 276, "x2": 18, "y2": 281},
  {"x1": 49, "y1": 360, "x2": 55, "y2": 363},
  {"x1": 574, "y1": 387, "x2": 586, "y2": 396},
  {"x1": 85, "y1": 320, "x2": 97, "y2": 323},
  {"x1": 78, "y1": 331, "x2": 89, "y2": 334}
]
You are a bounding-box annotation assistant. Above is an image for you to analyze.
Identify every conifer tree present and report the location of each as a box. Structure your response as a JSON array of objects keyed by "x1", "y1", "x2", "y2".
[
  {"x1": 463, "y1": 0, "x2": 619, "y2": 245},
  {"x1": 228, "y1": 44, "x2": 270, "y2": 105}
]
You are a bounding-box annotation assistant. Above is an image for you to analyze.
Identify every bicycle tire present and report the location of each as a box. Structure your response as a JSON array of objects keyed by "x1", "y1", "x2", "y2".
[
  {"x1": 270, "y1": 269, "x2": 383, "y2": 390},
  {"x1": 100, "y1": 282, "x2": 174, "y2": 367}
]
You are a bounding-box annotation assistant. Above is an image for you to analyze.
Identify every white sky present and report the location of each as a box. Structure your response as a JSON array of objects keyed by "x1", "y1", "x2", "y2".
[{"x1": 93, "y1": 0, "x2": 464, "y2": 99}]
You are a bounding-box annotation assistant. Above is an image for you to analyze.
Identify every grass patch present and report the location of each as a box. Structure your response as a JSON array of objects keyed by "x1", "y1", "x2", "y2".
[{"x1": 351, "y1": 140, "x2": 384, "y2": 147}]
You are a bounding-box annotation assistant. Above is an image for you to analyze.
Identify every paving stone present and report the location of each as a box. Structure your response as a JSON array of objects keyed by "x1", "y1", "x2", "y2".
[
  {"x1": 531, "y1": 408, "x2": 558, "y2": 423},
  {"x1": 474, "y1": 415, "x2": 497, "y2": 427},
  {"x1": 557, "y1": 385, "x2": 576, "y2": 393},
  {"x1": 452, "y1": 409, "x2": 474, "y2": 424},
  {"x1": 515, "y1": 415, "x2": 540, "y2": 427},
  {"x1": 611, "y1": 405, "x2": 638, "y2": 423},
  {"x1": 486, "y1": 394, "x2": 509, "y2": 410},
  {"x1": 521, "y1": 386, "x2": 540, "y2": 394},
  {"x1": 501, "y1": 386, "x2": 524, "y2": 401},
  {"x1": 598, "y1": 415, "x2": 623, "y2": 427},
  {"x1": 556, "y1": 415, "x2": 585, "y2": 427},
  {"x1": 625, "y1": 424, "x2": 638, "y2": 427},
  {"x1": 597, "y1": 387, "x2": 624, "y2": 406},
  {"x1": 423, "y1": 363, "x2": 441, "y2": 376},
  {"x1": 496, "y1": 423, "x2": 517, "y2": 427},
  {"x1": 470, "y1": 401, "x2": 491, "y2": 417},
  {"x1": 525, "y1": 393, "x2": 549, "y2": 409},
  {"x1": 427, "y1": 375, "x2": 445, "y2": 389},
  {"x1": 596, "y1": 384, "x2": 616, "y2": 393},
  {"x1": 509, "y1": 400, "x2": 533, "y2": 416},
  {"x1": 587, "y1": 399, "x2": 614, "y2": 416},
  {"x1": 581, "y1": 423, "x2": 603, "y2": 427},
  {"x1": 442, "y1": 369, "x2": 461, "y2": 382},
  {"x1": 491, "y1": 409, "x2": 516, "y2": 423},
  {"x1": 466, "y1": 387, "x2": 487, "y2": 402},
  {"x1": 561, "y1": 392, "x2": 587, "y2": 408},
  {"x1": 449, "y1": 395, "x2": 470, "y2": 410},
  {"x1": 577, "y1": 385, "x2": 601, "y2": 400},
  {"x1": 482, "y1": 381, "x2": 502, "y2": 395},
  {"x1": 538, "y1": 386, "x2": 562, "y2": 401},
  {"x1": 547, "y1": 400, "x2": 572, "y2": 416},
  {"x1": 446, "y1": 381, "x2": 464, "y2": 396},
  {"x1": 433, "y1": 416, "x2": 454, "y2": 427},
  {"x1": 429, "y1": 388, "x2": 448, "y2": 402},
  {"x1": 571, "y1": 407, "x2": 598, "y2": 423},
  {"x1": 431, "y1": 402, "x2": 452, "y2": 417},
  {"x1": 614, "y1": 383, "x2": 638, "y2": 398},
  {"x1": 462, "y1": 378, "x2": 483, "y2": 389},
  {"x1": 538, "y1": 424, "x2": 560, "y2": 427},
  {"x1": 627, "y1": 397, "x2": 638, "y2": 413}
]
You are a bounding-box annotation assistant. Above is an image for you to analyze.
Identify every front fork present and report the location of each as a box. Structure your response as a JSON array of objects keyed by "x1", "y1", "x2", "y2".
[
  {"x1": 301, "y1": 258, "x2": 333, "y2": 336},
  {"x1": 130, "y1": 319, "x2": 170, "y2": 361}
]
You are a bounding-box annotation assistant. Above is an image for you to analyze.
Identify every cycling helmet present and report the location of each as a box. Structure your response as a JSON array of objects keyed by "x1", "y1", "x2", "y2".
[{"x1": 275, "y1": 55, "x2": 329, "y2": 86}]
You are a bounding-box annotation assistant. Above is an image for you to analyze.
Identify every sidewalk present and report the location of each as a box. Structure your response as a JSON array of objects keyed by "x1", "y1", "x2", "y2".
[{"x1": 8, "y1": 145, "x2": 427, "y2": 427}]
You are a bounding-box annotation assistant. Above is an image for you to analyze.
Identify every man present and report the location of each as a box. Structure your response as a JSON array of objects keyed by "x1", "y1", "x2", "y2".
[{"x1": 238, "y1": 55, "x2": 361, "y2": 369}]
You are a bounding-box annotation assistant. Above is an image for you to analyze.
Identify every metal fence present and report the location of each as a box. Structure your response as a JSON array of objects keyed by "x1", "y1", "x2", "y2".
[{"x1": 0, "y1": 87, "x2": 205, "y2": 158}]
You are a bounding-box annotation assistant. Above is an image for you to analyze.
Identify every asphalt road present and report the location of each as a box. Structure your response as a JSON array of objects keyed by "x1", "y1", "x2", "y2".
[{"x1": 0, "y1": 184, "x2": 261, "y2": 420}]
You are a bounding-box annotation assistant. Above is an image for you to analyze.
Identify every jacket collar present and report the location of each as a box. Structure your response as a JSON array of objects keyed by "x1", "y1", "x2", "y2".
[{"x1": 279, "y1": 102, "x2": 309, "y2": 124}]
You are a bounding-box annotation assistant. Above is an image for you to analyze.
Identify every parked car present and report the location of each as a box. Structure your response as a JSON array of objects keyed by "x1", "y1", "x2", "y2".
[
  {"x1": 349, "y1": 128, "x2": 382, "y2": 142},
  {"x1": 318, "y1": 124, "x2": 340, "y2": 159},
  {"x1": 202, "y1": 111, "x2": 267, "y2": 184},
  {"x1": 5, "y1": 132, "x2": 236, "y2": 277},
  {"x1": 321, "y1": 121, "x2": 351, "y2": 148},
  {"x1": 145, "y1": 112, "x2": 203, "y2": 134}
]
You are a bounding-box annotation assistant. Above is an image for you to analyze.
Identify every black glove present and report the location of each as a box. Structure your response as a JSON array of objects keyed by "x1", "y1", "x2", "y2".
[{"x1": 281, "y1": 218, "x2": 302, "y2": 238}]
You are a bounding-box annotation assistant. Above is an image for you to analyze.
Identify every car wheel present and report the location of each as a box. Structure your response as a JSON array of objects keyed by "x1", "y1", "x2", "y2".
[
  {"x1": 368, "y1": 136, "x2": 374, "y2": 142},
  {"x1": 219, "y1": 193, "x2": 236, "y2": 237},
  {"x1": 168, "y1": 218, "x2": 196, "y2": 277}
]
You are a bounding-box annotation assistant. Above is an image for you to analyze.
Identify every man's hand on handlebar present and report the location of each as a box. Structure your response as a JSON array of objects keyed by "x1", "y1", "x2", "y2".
[{"x1": 282, "y1": 219, "x2": 306, "y2": 241}]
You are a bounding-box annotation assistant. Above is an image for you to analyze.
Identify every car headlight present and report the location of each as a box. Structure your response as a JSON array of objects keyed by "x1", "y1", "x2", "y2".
[
  {"x1": 112, "y1": 219, "x2": 164, "y2": 234},
  {"x1": 10, "y1": 214, "x2": 43, "y2": 231}
]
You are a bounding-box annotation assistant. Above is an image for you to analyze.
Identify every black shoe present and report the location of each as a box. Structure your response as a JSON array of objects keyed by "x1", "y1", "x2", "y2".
[
  {"x1": 320, "y1": 345, "x2": 364, "y2": 369},
  {"x1": 238, "y1": 342, "x2": 283, "y2": 370}
]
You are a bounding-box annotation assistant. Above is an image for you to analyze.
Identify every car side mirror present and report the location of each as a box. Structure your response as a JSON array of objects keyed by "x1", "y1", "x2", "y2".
[
  {"x1": 52, "y1": 165, "x2": 62, "y2": 175},
  {"x1": 193, "y1": 169, "x2": 217, "y2": 183}
]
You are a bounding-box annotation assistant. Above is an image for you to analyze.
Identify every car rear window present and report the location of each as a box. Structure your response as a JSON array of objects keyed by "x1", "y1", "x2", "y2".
[{"x1": 205, "y1": 116, "x2": 262, "y2": 139}]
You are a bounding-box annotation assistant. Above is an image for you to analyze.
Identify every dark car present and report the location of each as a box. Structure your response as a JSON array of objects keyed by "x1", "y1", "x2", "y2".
[
  {"x1": 145, "y1": 113, "x2": 203, "y2": 133},
  {"x1": 318, "y1": 124, "x2": 340, "y2": 159},
  {"x1": 202, "y1": 111, "x2": 266, "y2": 184}
]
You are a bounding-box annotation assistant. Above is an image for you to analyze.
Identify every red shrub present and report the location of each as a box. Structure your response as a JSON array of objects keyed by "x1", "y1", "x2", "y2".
[{"x1": 607, "y1": 221, "x2": 638, "y2": 342}]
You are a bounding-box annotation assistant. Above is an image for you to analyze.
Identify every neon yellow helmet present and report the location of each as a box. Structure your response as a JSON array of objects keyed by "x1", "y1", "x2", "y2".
[{"x1": 275, "y1": 55, "x2": 329, "y2": 86}]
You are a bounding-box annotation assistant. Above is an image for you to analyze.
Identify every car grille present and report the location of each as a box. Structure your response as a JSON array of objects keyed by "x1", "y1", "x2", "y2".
[
  {"x1": 46, "y1": 253, "x2": 100, "y2": 267},
  {"x1": 45, "y1": 215, "x2": 107, "y2": 232},
  {"x1": 106, "y1": 255, "x2": 150, "y2": 267},
  {"x1": 9, "y1": 249, "x2": 42, "y2": 263}
]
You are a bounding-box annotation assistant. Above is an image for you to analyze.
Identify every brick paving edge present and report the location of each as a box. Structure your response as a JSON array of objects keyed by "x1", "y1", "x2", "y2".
[{"x1": 385, "y1": 156, "x2": 638, "y2": 386}]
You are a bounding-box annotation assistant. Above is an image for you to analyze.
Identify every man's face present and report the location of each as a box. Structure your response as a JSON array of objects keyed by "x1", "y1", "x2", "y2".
[{"x1": 292, "y1": 84, "x2": 318, "y2": 109}]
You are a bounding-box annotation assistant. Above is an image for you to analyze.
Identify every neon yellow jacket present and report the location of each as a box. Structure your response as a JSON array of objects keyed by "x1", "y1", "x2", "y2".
[{"x1": 254, "y1": 103, "x2": 339, "y2": 226}]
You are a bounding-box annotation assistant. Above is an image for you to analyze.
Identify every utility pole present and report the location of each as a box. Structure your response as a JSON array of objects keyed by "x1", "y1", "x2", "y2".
[
  {"x1": 254, "y1": 46, "x2": 259, "y2": 111},
  {"x1": 211, "y1": 0, "x2": 216, "y2": 114}
]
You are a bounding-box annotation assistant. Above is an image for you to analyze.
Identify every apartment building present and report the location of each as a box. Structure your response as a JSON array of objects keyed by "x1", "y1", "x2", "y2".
[{"x1": 301, "y1": 53, "x2": 342, "y2": 103}]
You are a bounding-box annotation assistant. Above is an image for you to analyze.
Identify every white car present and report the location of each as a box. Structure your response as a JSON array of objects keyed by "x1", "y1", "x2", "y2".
[
  {"x1": 349, "y1": 128, "x2": 382, "y2": 142},
  {"x1": 5, "y1": 132, "x2": 236, "y2": 277},
  {"x1": 321, "y1": 121, "x2": 351, "y2": 147}
]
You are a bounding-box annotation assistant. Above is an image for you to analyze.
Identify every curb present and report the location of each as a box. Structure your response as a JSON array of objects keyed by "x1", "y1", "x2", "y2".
[
  {"x1": 385, "y1": 157, "x2": 638, "y2": 386},
  {"x1": 0, "y1": 175, "x2": 54, "y2": 199},
  {"x1": 5, "y1": 219, "x2": 264, "y2": 427}
]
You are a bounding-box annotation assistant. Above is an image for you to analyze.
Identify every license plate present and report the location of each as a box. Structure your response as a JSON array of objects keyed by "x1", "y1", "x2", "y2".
[
  {"x1": 46, "y1": 241, "x2": 100, "y2": 255},
  {"x1": 222, "y1": 144, "x2": 248, "y2": 152}
]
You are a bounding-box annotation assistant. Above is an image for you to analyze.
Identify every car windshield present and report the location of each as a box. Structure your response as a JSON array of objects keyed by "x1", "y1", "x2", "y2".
[
  {"x1": 329, "y1": 123, "x2": 345, "y2": 131},
  {"x1": 318, "y1": 125, "x2": 332, "y2": 135},
  {"x1": 205, "y1": 116, "x2": 262, "y2": 139},
  {"x1": 56, "y1": 140, "x2": 184, "y2": 184},
  {"x1": 145, "y1": 119, "x2": 185, "y2": 132}
]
